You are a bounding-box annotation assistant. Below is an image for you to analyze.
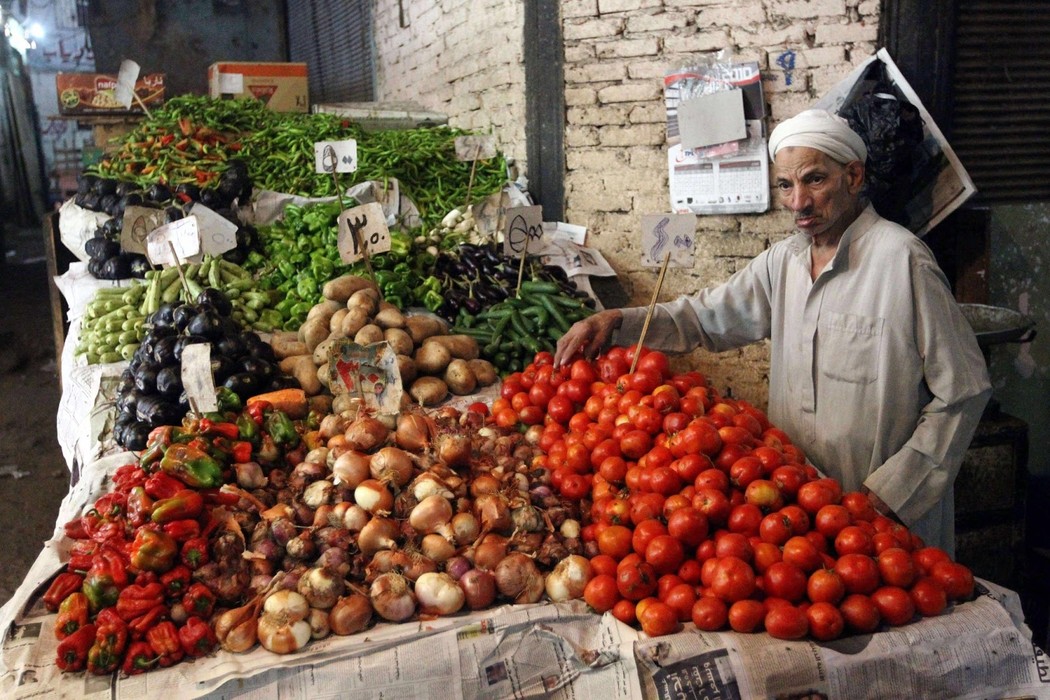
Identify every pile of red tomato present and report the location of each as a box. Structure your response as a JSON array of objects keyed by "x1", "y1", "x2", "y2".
[{"x1": 491, "y1": 347, "x2": 977, "y2": 640}]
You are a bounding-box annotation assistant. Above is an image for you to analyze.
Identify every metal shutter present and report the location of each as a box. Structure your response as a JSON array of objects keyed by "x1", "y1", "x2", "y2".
[
  {"x1": 951, "y1": 0, "x2": 1050, "y2": 202},
  {"x1": 286, "y1": 0, "x2": 375, "y2": 103}
]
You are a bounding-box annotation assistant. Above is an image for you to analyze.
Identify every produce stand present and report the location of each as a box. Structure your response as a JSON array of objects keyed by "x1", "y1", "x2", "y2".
[{"x1": 7, "y1": 94, "x2": 1050, "y2": 699}]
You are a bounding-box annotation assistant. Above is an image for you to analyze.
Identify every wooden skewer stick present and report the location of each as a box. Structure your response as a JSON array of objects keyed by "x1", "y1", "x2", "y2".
[
  {"x1": 168, "y1": 242, "x2": 193, "y2": 300},
  {"x1": 630, "y1": 251, "x2": 671, "y2": 374},
  {"x1": 464, "y1": 143, "x2": 482, "y2": 209}
]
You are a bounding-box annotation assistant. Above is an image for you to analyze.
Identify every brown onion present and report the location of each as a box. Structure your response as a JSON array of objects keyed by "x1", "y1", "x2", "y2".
[
  {"x1": 458, "y1": 569, "x2": 497, "y2": 610},
  {"x1": 450, "y1": 512, "x2": 480, "y2": 545},
  {"x1": 369, "y1": 446, "x2": 415, "y2": 488},
  {"x1": 474, "y1": 493, "x2": 512, "y2": 534},
  {"x1": 319, "y1": 413, "x2": 351, "y2": 440},
  {"x1": 329, "y1": 593, "x2": 372, "y2": 635},
  {"x1": 523, "y1": 424, "x2": 544, "y2": 446},
  {"x1": 494, "y1": 552, "x2": 545, "y2": 604},
  {"x1": 344, "y1": 415, "x2": 389, "y2": 452},
  {"x1": 473, "y1": 534, "x2": 508, "y2": 572},
  {"x1": 434, "y1": 431, "x2": 472, "y2": 469},
  {"x1": 370, "y1": 573, "x2": 416, "y2": 622},
  {"x1": 409, "y1": 494, "x2": 453, "y2": 534},
  {"x1": 410, "y1": 472, "x2": 454, "y2": 501},
  {"x1": 395, "y1": 412, "x2": 436, "y2": 452},
  {"x1": 341, "y1": 503, "x2": 370, "y2": 532},
  {"x1": 357, "y1": 516, "x2": 399, "y2": 558},
  {"x1": 354, "y1": 479, "x2": 394, "y2": 514},
  {"x1": 332, "y1": 450, "x2": 371, "y2": 488},
  {"x1": 308, "y1": 608, "x2": 330, "y2": 640},
  {"x1": 469, "y1": 473, "x2": 500, "y2": 498},
  {"x1": 420, "y1": 533, "x2": 456, "y2": 563}
]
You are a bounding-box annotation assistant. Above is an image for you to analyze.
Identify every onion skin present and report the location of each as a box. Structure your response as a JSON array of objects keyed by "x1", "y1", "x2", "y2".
[
  {"x1": 329, "y1": 594, "x2": 373, "y2": 635},
  {"x1": 458, "y1": 569, "x2": 498, "y2": 610},
  {"x1": 344, "y1": 415, "x2": 390, "y2": 452},
  {"x1": 355, "y1": 479, "x2": 394, "y2": 514},
  {"x1": 473, "y1": 534, "x2": 508, "y2": 572},
  {"x1": 358, "y1": 516, "x2": 400, "y2": 558},
  {"x1": 434, "y1": 431, "x2": 472, "y2": 469},
  {"x1": 494, "y1": 553, "x2": 545, "y2": 604},
  {"x1": 332, "y1": 450, "x2": 371, "y2": 488},
  {"x1": 298, "y1": 567, "x2": 346, "y2": 609},
  {"x1": 395, "y1": 412, "x2": 435, "y2": 452},
  {"x1": 409, "y1": 494, "x2": 454, "y2": 534},
  {"x1": 370, "y1": 573, "x2": 416, "y2": 622},
  {"x1": 370, "y1": 446, "x2": 415, "y2": 488}
]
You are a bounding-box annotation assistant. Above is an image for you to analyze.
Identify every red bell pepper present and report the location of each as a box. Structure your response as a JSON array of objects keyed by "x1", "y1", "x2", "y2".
[
  {"x1": 246, "y1": 400, "x2": 270, "y2": 425},
  {"x1": 89, "y1": 517, "x2": 127, "y2": 545},
  {"x1": 182, "y1": 582, "x2": 216, "y2": 619},
  {"x1": 55, "y1": 623, "x2": 96, "y2": 672},
  {"x1": 163, "y1": 519, "x2": 201, "y2": 542},
  {"x1": 146, "y1": 621, "x2": 184, "y2": 667},
  {"x1": 231, "y1": 440, "x2": 253, "y2": 464},
  {"x1": 151, "y1": 489, "x2": 204, "y2": 523},
  {"x1": 130, "y1": 528, "x2": 177, "y2": 573},
  {"x1": 55, "y1": 592, "x2": 90, "y2": 640},
  {"x1": 116, "y1": 582, "x2": 165, "y2": 621},
  {"x1": 127, "y1": 604, "x2": 168, "y2": 640},
  {"x1": 144, "y1": 471, "x2": 185, "y2": 501},
  {"x1": 88, "y1": 612, "x2": 128, "y2": 674},
  {"x1": 121, "y1": 640, "x2": 157, "y2": 676},
  {"x1": 160, "y1": 565, "x2": 192, "y2": 600},
  {"x1": 180, "y1": 536, "x2": 210, "y2": 570},
  {"x1": 83, "y1": 548, "x2": 128, "y2": 612},
  {"x1": 112, "y1": 463, "x2": 147, "y2": 493},
  {"x1": 63, "y1": 511, "x2": 101, "y2": 540},
  {"x1": 199, "y1": 418, "x2": 240, "y2": 440},
  {"x1": 93, "y1": 492, "x2": 127, "y2": 520},
  {"x1": 126, "y1": 486, "x2": 154, "y2": 528},
  {"x1": 42, "y1": 572, "x2": 85, "y2": 612},
  {"x1": 67, "y1": 539, "x2": 100, "y2": 573},
  {"x1": 178, "y1": 616, "x2": 217, "y2": 657}
]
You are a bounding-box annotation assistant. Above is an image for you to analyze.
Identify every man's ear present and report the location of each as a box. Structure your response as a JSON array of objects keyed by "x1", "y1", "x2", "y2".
[{"x1": 845, "y1": 160, "x2": 865, "y2": 194}]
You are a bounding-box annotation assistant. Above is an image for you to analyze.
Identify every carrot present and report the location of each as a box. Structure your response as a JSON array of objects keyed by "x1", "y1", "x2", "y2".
[{"x1": 247, "y1": 388, "x2": 308, "y2": 419}]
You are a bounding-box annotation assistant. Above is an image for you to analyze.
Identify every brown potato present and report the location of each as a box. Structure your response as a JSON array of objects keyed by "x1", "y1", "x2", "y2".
[
  {"x1": 347, "y1": 288, "x2": 380, "y2": 316},
  {"x1": 354, "y1": 324, "x2": 384, "y2": 345},
  {"x1": 300, "y1": 318, "x2": 329, "y2": 353},
  {"x1": 305, "y1": 299, "x2": 344, "y2": 328},
  {"x1": 443, "y1": 359, "x2": 477, "y2": 395},
  {"x1": 383, "y1": 328, "x2": 413, "y2": 356},
  {"x1": 466, "y1": 359, "x2": 498, "y2": 387},
  {"x1": 340, "y1": 307, "x2": 371, "y2": 338},
  {"x1": 423, "y1": 335, "x2": 479, "y2": 360},
  {"x1": 396, "y1": 354, "x2": 417, "y2": 384},
  {"x1": 323, "y1": 274, "x2": 375, "y2": 303},
  {"x1": 374, "y1": 304, "x2": 406, "y2": 330},
  {"x1": 404, "y1": 315, "x2": 448, "y2": 345},
  {"x1": 329, "y1": 308, "x2": 349, "y2": 333},
  {"x1": 272, "y1": 332, "x2": 309, "y2": 360},
  {"x1": 414, "y1": 341, "x2": 451, "y2": 374},
  {"x1": 278, "y1": 355, "x2": 321, "y2": 395},
  {"x1": 409, "y1": 376, "x2": 448, "y2": 406}
]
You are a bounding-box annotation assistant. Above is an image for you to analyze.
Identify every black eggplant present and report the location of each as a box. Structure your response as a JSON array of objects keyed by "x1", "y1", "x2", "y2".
[
  {"x1": 121, "y1": 421, "x2": 153, "y2": 450},
  {"x1": 196, "y1": 288, "x2": 233, "y2": 317},
  {"x1": 129, "y1": 255, "x2": 151, "y2": 278},
  {"x1": 99, "y1": 255, "x2": 133, "y2": 280},
  {"x1": 116, "y1": 389, "x2": 142, "y2": 415},
  {"x1": 152, "y1": 335, "x2": 180, "y2": 366},
  {"x1": 148, "y1": 303, "x2": 177, "y2": 330},
  {"x1": 186, "y1": 310, "x2": 224, "y2": 340},
  {"x1": 175, "y1": 182, "x2": 200, "y2": 201},
  {"x1": 215, "y1": 333, "x2": 246, "y2": 359},
  {"x1": 246, "y1": 338, "x2": 276, "y2": 363},
  {"x1": 101, "y1": 216, "x2": 123, "y2": 237},
  {"x1": 199, "y1": 188, "x2": 226, "y2": 209},
  {"x1": 118, "y1": 368, "x2": 136, "y2": 393},
  {"x1": 155, "y1": 366, "x2": 183, "y2": 398},
  {"x1": 77, "y1": 174, "x2": 98, "y2": 196},
  {"x1": 223, "y1": 372, "x2": 261, "y2": 399},
  {"x1": 173, "y1": 335, "x2": 209, "y2": 362},
  {"x1": 133, "y1": 362, "x2": 160, "y2": 394},
  {"x1": 114, "y1": 181, "x2": 137, "y2": 198},
  {"x1": 87, "y1": 259, "x2": 104, "y2": 277},
  {"x1": 172, "y1": 304, "x2": 198, "y2": 332},
  {"x1": 269, "y1": 375, "x2": 301, "y2": 391},
  {"x1": 80, "y1": 193, "x2": 101, "y2": 211},
  {"x1": 85, "y1": 236, "x2": 120, "y2": 262},
  {"x1": 164, "y1": 205, "x2": 184, "y2": 223},
  {"x1": 148, "y1": 183, "x2": 172, "y2": 202},
  {"x1": 136, "y1": 395, "x2": 183, "y2": 426},
  {"x1": 211, "y1": 355, "x2": 237, "y2": 383},
  {"x1": 96, "y1": 178, "x2": 118, "y2": 197},
  {"x1": 239, "y1": 356, "x2": 274, "y2": 381}
]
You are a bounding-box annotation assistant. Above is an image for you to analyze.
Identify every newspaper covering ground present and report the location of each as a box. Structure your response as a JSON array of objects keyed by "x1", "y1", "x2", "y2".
[{"x1": 1, "y1": 447, "x2": 1047, "y2": 699}]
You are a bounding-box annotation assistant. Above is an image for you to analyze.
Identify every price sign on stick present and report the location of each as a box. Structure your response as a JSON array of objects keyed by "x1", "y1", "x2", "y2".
[
  {"x1": 114, "y1": 59, "x2": 140, "y2": 109},
  {"x1": 181, "y1": 344, "x2": 218, "y2": 414},
  {"x1": 503, "y1": 204, "x2": 544, "y2": 257},
  {"x1": 630, "y1": 252, "x2": 672, "y2": 374},
  {"x1": 190, "y1": 203, "x2": 239, "y2": 256},
  {"x1": 337, "y1": 202, "x2": 391, "y2": 264},
  {"x1": 641, "y1": 213, "x2": 696, "y2": 268},
  {"x1": 121, "y1": 206, "x2": 167, "y2": 255},
  {"x1": 147, "y1": 217, "x2": 200, "y2": 266},
  {"x1": 314, "y1": 139, "x2": 358, "y2": 173},
  {"x1": 454, "y1": 135, "x2": 496, "y2": 161}
]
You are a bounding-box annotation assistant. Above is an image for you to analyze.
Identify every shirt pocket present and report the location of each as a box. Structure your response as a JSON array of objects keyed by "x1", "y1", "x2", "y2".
[{"x1": 818, "y1": 312, "x2": 884, "y2": 384}]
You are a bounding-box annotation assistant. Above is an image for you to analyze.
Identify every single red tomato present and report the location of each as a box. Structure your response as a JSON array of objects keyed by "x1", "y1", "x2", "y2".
[
  {"x1": 714, "y1": 532, "x2": 754, "y2": 563},
  {"x1": 662, "y1": 411, "x2": 691, "y2": 435},
  {"x1": 797, "y1": 481, "x2": 839, "y2": 515},
  {"x1": 834, "y1": 525, "x2": 875, "y2": 557},
  {"x1": 545, "y1": 395, "x2": 575, "y2": 424},
  {"x1": 666, "y1": 507, "x2": 708, "y2": 548},
  {"x1": 631, "y1": 518, "x2": 668, "y2": 555},
  {"x1": 876, "y1": 547, "x2": 917, "y2": 588},
  {"x1": 764, "y1": 604, "x2": 809, "y2": 640},
  {"x1": 759, "y1": 513, "x2": 793, "y2": 546},
  {"x1": 636, "y1": 351, "x2": 671, "y2": 380},
  {"x1": 728, "y1": 599, "x2": 766, "y2": 633},
  {"x1": 840, "y1": 491, "x2": 878, "y2": 522},
  {"x1": 598, "y1": 526, "x2": 634, "y2": 561},
  {"x1": 909, "y1": 576, "x2": 948, "y2": 617},
  {"x1": 782, "y1": 536, "x2": 823, "y2": 573},
  {"x1": 806, "y1": 601, "x2": 845, "y2": 641},
  {"x1": 693, "y1": 488, "x2": 731, "y2": 527},
  {"x1": 639, "y1": 600, "x2": 679, "y2": 637},
  {"x1": 648, "y1": 466, "x2": 682, "y2": 497},
  {"x1": 619, "y1": 429, "x2": 652, "y2": 460},
  {"x1": 913, "y1": 547, "x2": 952, "y2": 576},
  {"x1": 726, "y1": 503, "x2": 763, "y2": 537},
  {"x1": 815, "y1": 505, "x2": 853, "y2": 539},
  {"x1": 835, "y1": 553, "x2": 881, "y2": 595},
  {"x1": 839, "y1": 593, "x2": 881, "y2": 634},
  {"x1": 678, "y1": 559, "x2": 704, "y2": 586},
  {"x1": 744, "y1": 478, "x2": 784, "y2": 512},
  {"x1": 762, "y1": 561, "x2": 808, "y2": 603},
  {"x1": 871, "y1": 585, "x2": 915, "y2": 626},
  {"x1": 646, "y1": 535, "x2": 686, "y2": 576},
  {"x1": 583, "y1": 574, "x2": 619, "y2": 613},
  {"x1": 692, "y1": 596, "x2": 729, "y2": 631},
  {"x1": 930, "y1": 561, "x2": 975, "y2": 601},
  {"x1": 807, "y1": 568, "x2": 847, "y2": 604},
  {"x1": 778, "y1": 505, "x2": 811, "y2": 536},
  {"x1": 611, "y1": 598, "x2": 637, "y2": 625},
  {"x1": 770, "y1": 465, "x2": 807, "y2": 499},
  {"x1": 559, "y1": 473, "x2": 591, "y2": 501},
  {"x1": 663, "y1": 583, "x2": 698, "y2": 622},
  {"x1": 616, "y1": 558, "x2": 658, "y2": 601},
  {"x1": 590, "y1": 554, "x2": 618, "y2": 577},
  {"x1": 695, "y1": 468, "x2": 730, "y2": 493},
  {"x1": 630, "y1": 492, "x2": 666, "y2": 526},
  {"x1": 709, "y1": 556, "x2": 757, "y2": 603}
]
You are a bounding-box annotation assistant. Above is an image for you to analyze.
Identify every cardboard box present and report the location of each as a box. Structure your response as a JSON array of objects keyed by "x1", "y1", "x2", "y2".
[
  {"x1": 208, "y1": 62, "x2": 309, "y2": 113},
  {"x1": 56, "y1": 73, "x2": 165, "y2": 116}
]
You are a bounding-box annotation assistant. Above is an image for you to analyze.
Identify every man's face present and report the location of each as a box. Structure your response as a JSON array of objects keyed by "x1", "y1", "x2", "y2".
[{"x1": 774, "y1": 147, "x2": 864, "y2": 243}]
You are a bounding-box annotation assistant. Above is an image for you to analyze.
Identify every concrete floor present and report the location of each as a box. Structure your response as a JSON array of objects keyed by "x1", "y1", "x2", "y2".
[{"x1": 0, "y1": 225, "x2": 69, "y2": 607}]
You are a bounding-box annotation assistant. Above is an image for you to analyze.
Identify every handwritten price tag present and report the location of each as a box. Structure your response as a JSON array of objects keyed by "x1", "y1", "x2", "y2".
[
  {"x1": 337, "y1": 202, "x2": 391, "y2": 264},
  {"x1": 147, "y1": 217, "x2": 200, "y2": 266},
  {"x1": 114, "y1": 59, "x2": 140, "y2": 109},
  {"x1": 180, "y1": 344, "x2": 218, "y2": 414},
  {"x1": 190, "y1": 203, "x2": 238, "y2": 256},
  {"x1": 640, "y1": 213, "x2": 696, "y2": 268},
  {"x1": 314, "y1": 139, "x2": 358, "y2": 174},
  {"x1": 121, "y1": 205, "x2": 167, "y2": 255},
  {"x1": 503, "y1": 205, "x2": 544, "y2": 256},
  {"x1": 454, "y1": 134, "x2": 497, "y2": 161}
]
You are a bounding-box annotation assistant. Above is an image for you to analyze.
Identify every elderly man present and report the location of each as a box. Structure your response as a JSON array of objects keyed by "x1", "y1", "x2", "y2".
[{"x1": 554, "y1": 109, "x2": 991, "y2": 554}]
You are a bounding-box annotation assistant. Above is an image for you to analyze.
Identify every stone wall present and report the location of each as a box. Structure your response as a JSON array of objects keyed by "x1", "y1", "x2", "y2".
[
  {"x1": 562, "y1": 0, "x2": 880, "y2": 403},
  {"x1": 372, "y1": 0, "x2": 527, "y2": 167}
]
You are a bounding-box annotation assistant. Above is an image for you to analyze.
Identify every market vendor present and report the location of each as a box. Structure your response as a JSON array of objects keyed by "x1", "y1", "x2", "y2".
[{"x1": 554, "y1": 108, "x2": 991, "y2": 554}]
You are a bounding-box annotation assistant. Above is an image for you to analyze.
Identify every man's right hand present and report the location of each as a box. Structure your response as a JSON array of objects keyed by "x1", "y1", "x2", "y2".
[{"x1": 554, "y1": 309, "x2": 624, "y2": 366}]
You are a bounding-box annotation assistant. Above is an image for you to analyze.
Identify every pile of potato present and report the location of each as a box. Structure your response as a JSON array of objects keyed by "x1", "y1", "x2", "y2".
[{"x1": 270, "y1": 274, "x2": 498, "y2": 410}]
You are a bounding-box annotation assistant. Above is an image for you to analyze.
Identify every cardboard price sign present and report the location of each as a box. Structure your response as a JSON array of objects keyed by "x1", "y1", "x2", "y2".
[
  {"x1": 180, "y1": 343, "x2": 218, "y2": 414},
  {"x1": 114, "y1": 59, "x2": 140, "y2": 110},
  {"x1": 314, "y1": 139, "x2": 358, "y2": 173},
  {"x1": 190, "y1": 203, "x2": 239, "y2": 256},
  {"x1": 147, "y1": 217, "x2": 201, "y2": 266},
  {"x1": 503, "y1": 205, "x2": 544, "y2": 256},
  {"x1": 454, "y1": 134, "x2": 497, "y2": 161},
  {"x1": 337, "y1": 202, "x2": 391, "y2": 264},
  {"x1": 640, "y1": 213, "x2": 696, "y2": 268},
  {"x1": 121, "y1": 206, "x2": 168, "y2": 255}
]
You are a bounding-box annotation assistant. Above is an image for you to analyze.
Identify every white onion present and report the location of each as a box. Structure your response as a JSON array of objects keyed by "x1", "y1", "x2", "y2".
[
  {"x1": 354, "y1": 479, "x2": 394, "y2": 514},
  {"x1": 341, "y1": 504, "x2": 370, "y2": 532},
  {"x1": 409, "y1": 494, "x2": 454, "y2": 534},
  {"x1": 414, "y1": 572, "x2": 464, "y2": 616},
  {"x1": 523, "y1": 424, "x2": 544, "y2": 446},
  {"x1": 544, "y1": 555, "x2": 593, "y2": 602},
  {"x1": 304, "y1": 446, "x2": 329, "y2": 466},
  {"x1": 297, "y1": 567, "x2": 345, "y2": 609},
  {"x1": 370, "y1": 446, "x2": 415, "y2": 488},
  {"x1": 370, "y1": 573, "x2": 416, "y2": 622},
  {"x1": 319, "y1": 413, "x2": 351, "y2": 440},
  {"x1": 332, "y1": 450, "x2": 371, "y2": 487},
  {"x1": 560, "y1": 519, "x2": 581, "y2": 540},
  {"x1": 303, "y1": 480, "x2": 334, "y2": 510},
  {"x1": 308, "y1": 608, "x2": 330, "y2": 639},
  {"x1": 357, "y1": 516, "x2": 399, "y2": 558},
  {"x1": 410, "y1": 472, "x2": 454, "y2": 501}
]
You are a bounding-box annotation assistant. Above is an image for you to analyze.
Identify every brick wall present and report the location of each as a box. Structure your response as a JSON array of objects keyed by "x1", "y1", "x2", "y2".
[
  {"x1": 563, "y1": 0, "x2": 880, "y2": 403},
  {"x1": 372, "y1": 0, "x2": 527, "y2": 167}
]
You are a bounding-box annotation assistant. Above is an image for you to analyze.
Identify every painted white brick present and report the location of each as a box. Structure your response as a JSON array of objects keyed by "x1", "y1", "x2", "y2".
[
  {"x1": 599, "y1": 0, "x2": 663, "y2": 12},
  {"x1": 664, "y1": 31, "x2": 732, "y2": 53},
  {"x1": 772, "y1": 0, "x2": 848, "y2": 20},
  {"x1": 849, "y1": 42, "x2": 878, "y2": 64},
  {"x1": 564, "y1": 17, "x2": 624, "y2": 41},
  {"x1": 566, "y1": 61, "x2": 627, "y2": 84},
  {"x1": 599, "y1": 123, "x2": 666, "y2": 147},
  {"x1": 565, "y1": 44, "x2": 596, "y2": 63},
  {"x1": 562, "y1": 0, "x2": 599, "y2": 19},
  {"x1": 664, "y1": 0, "x2": 728, "y2": 7},
  {"x1": 695, "y1": 4, "x2": 768, "y2": 27},
  {"x1": 811, "y1": 65, "x2": 854, "y2": 94},
  {"x1": 857, "y1": 0, "x2": 880, "y2": 17},
  {"x1": 815, "y1": 21, "x2": 878, "y2": 43},
  {"x1": 566, "y1": 147, "x2": 630, "y2": 172},
  {"x1": 597, "y1": 82, "x2": 662, "y2": 104},
  {"x1": 565, "y1": 86, "x2": 599, "y2": 106},
  {"x1": 626, "y1": 12, "x2": 689, "y2": 34},
  {"x1": 595, "y1": 37, "x2": 661, "y2": 59},
  {"x1": 732, "y1": 23, "x2": 808, "y2": 48},
  {"x1": 566, "y1": 125, "x2": 601, "y2": 147}
]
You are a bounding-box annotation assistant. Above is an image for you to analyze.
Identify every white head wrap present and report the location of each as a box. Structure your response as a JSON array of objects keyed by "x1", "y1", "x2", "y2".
[{"x1": 768, "y1": 109, "x2": 867, "y2": 164}]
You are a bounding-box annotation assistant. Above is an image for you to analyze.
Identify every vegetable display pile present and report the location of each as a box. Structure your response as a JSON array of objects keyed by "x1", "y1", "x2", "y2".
[
  {"x1": 86, "y1": 95, "x2": 507, "y2": 228},
  {"x1": 47, "y1": 344, "x2": 982, "y2": 681}
]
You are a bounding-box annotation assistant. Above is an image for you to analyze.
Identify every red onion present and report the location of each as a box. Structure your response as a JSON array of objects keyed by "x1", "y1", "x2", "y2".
[
  {"x1": 494, "y1": 552, "x2": 545, "y2": 604},
  {"x1": 414, "y1": 572, "x2": 465, "y2": 616},
  {"x1": 344, "y1": 415, "x2": 389, "y2": 452},
  {"x1": 445, "y1": 556, "x2": 472, "y2": 581},
  {"x1": 370, "y1": 446, "x2": 414, "y2": 488},
  {"x1": 370, "y1": 573, "x2": 416, "y2": 622},
  {"x1": 329, "y1": 593, "x2": 372, "y2": 635},
  {"x1": 458, "y1": 569, "x2": 498, "y2": 610},
  {"x1": 332, "y1": 450, "x2": 371, "y2": 488}
]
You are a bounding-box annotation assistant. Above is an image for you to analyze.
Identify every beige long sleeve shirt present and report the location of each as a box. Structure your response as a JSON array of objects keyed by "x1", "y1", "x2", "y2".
[{"x1": 615, "y1": 205, "x2": 991, "y2": 553}]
